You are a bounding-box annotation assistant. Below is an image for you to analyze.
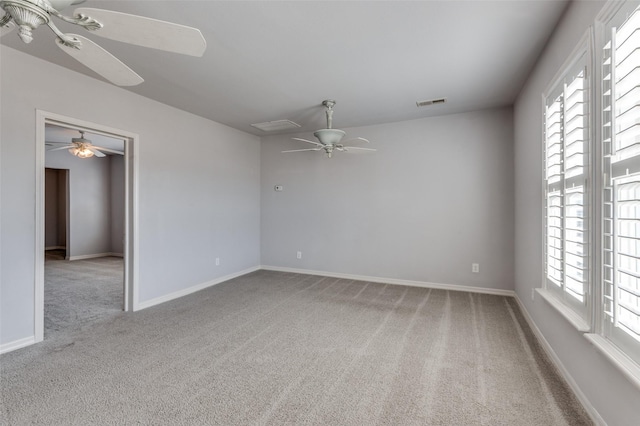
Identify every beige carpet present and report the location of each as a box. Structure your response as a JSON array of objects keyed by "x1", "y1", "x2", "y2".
[{"x1": 0, "y1": 270, "x2": 591, "y2": 425}]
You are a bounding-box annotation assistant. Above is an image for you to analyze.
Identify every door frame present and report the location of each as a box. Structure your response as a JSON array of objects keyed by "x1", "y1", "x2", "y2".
[{"x1": 35, "y1": 110, "x2": 139, "y2": 342}]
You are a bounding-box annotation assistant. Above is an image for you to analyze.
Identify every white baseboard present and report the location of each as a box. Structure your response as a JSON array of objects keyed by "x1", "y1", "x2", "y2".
[
  {"x1": 135, "y1": 266, "x2": 261, "y2": 311},
  {"x1": 513, "y1": 295, "x2": 605, "y2": 426},
  {"x1": 260, "y1": 265, "x2": 515, "y2": 297},
  {"x1": 68, "y1": 252, "x2": 122, "y2": 260},
  {"x1": 0, "y1": 335, "x2": 36, "y2": 354}
]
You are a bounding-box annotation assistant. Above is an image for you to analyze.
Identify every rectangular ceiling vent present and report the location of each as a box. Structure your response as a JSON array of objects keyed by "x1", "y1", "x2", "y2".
[
  {"x1": 251, "y1": 119, "x2": 301, "y2": 132},
  {"x1": 416, "y1": 98, "x2": 447, "y2": 107}
]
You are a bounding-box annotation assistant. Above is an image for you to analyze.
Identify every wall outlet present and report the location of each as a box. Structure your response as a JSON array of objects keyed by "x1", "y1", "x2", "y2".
[
  {"x1": 296, "y1": 251, "x2": 302, "y2": 259},
  {"x1": 472, "y1": 263, "x2": 479, "y2": 273},
  {"x1": 215, "y1": 257, "x2": 220, "y2": 266}
]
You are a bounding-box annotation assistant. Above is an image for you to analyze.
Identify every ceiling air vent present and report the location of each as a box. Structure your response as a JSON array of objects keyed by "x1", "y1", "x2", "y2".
[
  {"x1": 251, "y1": 119, "x2": 301, "y2": 132},
  {"x1": 416, "y1": 98, "x2": 447, "y2": 107}
]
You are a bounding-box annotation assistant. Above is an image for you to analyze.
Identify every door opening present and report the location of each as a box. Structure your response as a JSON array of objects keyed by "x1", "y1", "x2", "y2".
[
  {"x1": 43, "y1": 125, "x2": 126, "y2": 336},
  {"x1": 35, "y1": 111, "x2": 138, "y2": 343}
]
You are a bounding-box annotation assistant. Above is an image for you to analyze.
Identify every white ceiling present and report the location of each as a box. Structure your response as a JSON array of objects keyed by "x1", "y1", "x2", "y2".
[{"x1": 2, "y1": 0, "x2": 569, "y2": 136}]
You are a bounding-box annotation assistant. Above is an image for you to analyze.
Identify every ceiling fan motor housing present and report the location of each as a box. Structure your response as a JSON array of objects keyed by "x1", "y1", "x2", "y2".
[{"x1": 1, "y1": 0, "x2": 50, "y2": 43}]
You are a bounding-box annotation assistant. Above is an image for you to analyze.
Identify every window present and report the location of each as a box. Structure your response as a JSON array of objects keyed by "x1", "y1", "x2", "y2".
[
  {"x1": 540, "y1": 0, "x2": 640, "y2": 387},
  {"x1": 600, "y1": 1, "x2": 640, "y2": 364},
  {"x1": 543, "y1": 45, "x2": 591, "y2": 323}
]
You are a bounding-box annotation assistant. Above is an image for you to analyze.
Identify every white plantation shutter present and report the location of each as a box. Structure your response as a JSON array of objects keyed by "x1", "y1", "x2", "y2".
[
  {"x1": 602, "y1": 2, "x2": 640, "y2": 362},
  {"x1": 545, "y1": 95, "x2": 564, "y2": 287},
  {"x1": 547, "y1": 190, "x2": 564, "y2": 284},
  {"x1": 543, "y1": 55, "x2": 590, "y2": 316},
  {"x1": 564, "y1": 67, "x2": 588, "y2": 304},
  {"x1": 565, "y1": 186, "x2": 587, "y2": 301},
  {"x1": 546, "y1": 96, "x2": 563, "y2": 185}
]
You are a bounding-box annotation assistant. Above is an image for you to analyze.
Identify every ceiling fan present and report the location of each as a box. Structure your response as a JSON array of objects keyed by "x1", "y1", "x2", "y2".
[
  {"x1": 46, "y1": 130, "x2": 123, "y2": 158},
  {"x1": 283, "y1": 100, "x2": 376, "y2": 158},
  {"x1": 0, "y1": 0, "x2": 206, "y2": 86}
]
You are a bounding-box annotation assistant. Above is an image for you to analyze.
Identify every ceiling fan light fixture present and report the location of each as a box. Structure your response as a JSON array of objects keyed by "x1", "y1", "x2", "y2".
[
  {"x1": 313, "y1": 128, "x2": 345, "y2": 145},
  {"x1": 69, "y1": 145, "x2": 94, "y2": 158}
]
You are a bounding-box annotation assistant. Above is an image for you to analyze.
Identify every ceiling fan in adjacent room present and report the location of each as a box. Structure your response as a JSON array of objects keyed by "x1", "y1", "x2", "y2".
[
  {"x1": 283, "y1": 100, "x2": 377, "y2": 158},
  {"x1": 0, "y1": 0, "x2": 207, "y2": 86},
  {"x1": 46, "y1": 130, "x2": 123, "y2": 158}
]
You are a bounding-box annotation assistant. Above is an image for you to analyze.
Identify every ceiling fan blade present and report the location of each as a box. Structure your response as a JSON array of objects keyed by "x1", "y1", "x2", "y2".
[
  {"x1": 93, "y1": 146, "x2": 124, "y2": 155},
  {"x1": 74, "y1": 8, "x2": 207, "y2": 57},
  {"x1": 282, "y1": 148, "x2": 322, "y2": 153},
  {"x1": 46, "y1": 145, "x2": 74, "y2": 152},
  {"x1": 56, "y1": 34, "x2": 144, "y2": 86},
  {"x1": 341, "y1": 137, "x2": 370, "y2": 145},
  {"x1": 292, "y1": 137, "x2": 324, "y2": 147},
  {"x1": 87, "y1": 147, "x2": 106, "y2": 157}
]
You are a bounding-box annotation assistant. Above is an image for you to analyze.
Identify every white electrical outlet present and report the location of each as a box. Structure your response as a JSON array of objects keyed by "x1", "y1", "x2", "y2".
[
  {"x1": 472, "y1": 263, "x2": 479, "y2": 273},
  {"x1": 215, "y1": 257, "x2": 220, "y2": 266},
  {"x1": 296, "y1": 251, "x2": 302, "y2": 259}
]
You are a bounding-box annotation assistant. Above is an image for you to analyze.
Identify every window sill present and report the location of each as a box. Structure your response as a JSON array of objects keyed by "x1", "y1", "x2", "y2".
[
  {"x1": 536, "y1": 288, "x2": 590, "y2": 332},
  {"x1": 585, "y1": 334, "x2": 640, "y2": 391}
]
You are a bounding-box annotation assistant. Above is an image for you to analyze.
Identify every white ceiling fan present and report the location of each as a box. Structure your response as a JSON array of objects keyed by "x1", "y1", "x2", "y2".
[
  {"x1": 46, "y1": 130, "x2": 123, "y2": 158},
  {"x1": 0, "y1": 0, "x2": 206, "y2": 86},
  {"x1": 283, "y1": 100, "x2": 376, "y2": 158}
]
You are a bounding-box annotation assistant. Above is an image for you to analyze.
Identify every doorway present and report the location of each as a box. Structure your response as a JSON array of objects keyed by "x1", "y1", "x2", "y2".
[
  {"x1": 35, "y1": 111, "x2": 139, "y2": 343},
  {"x1": 44, "y1": 125, "x2": 126, "y2": 335}
]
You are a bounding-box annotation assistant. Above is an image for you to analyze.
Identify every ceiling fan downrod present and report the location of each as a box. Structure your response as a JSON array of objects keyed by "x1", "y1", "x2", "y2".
[{"x1": 323, "y1": 99, "x2": 335, "y2": 129}]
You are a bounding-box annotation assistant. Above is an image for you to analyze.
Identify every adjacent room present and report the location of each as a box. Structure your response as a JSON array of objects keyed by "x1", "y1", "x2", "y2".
[
  {"x1": 43, "y1": 124, "x2": 126, "y2": 335},
  {"x1": 1, "y1": 0, "x2": 639, "y2": 424}
]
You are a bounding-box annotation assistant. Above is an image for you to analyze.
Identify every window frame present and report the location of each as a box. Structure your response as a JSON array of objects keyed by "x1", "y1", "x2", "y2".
[
  {"x1": 540, "y1": 29, "x2": 593, "y2": 331},
  {"x1": 589, "y1": 0, "x2": 640, "y2": 373}
]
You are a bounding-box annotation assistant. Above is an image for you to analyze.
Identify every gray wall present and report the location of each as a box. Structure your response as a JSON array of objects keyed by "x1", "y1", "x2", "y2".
[
  {"x1": 261, "y1": 108, "x2": 515, "y2": 290},
  {"x1": 514, "y1": 0, "x2": 640, "y2": 424},
  {"x1": 45, "y1": 150, "x2": 113, "y2": 258},
  {"x1": 0, "y1": 46, "x2": 261, "y2": 346}
]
